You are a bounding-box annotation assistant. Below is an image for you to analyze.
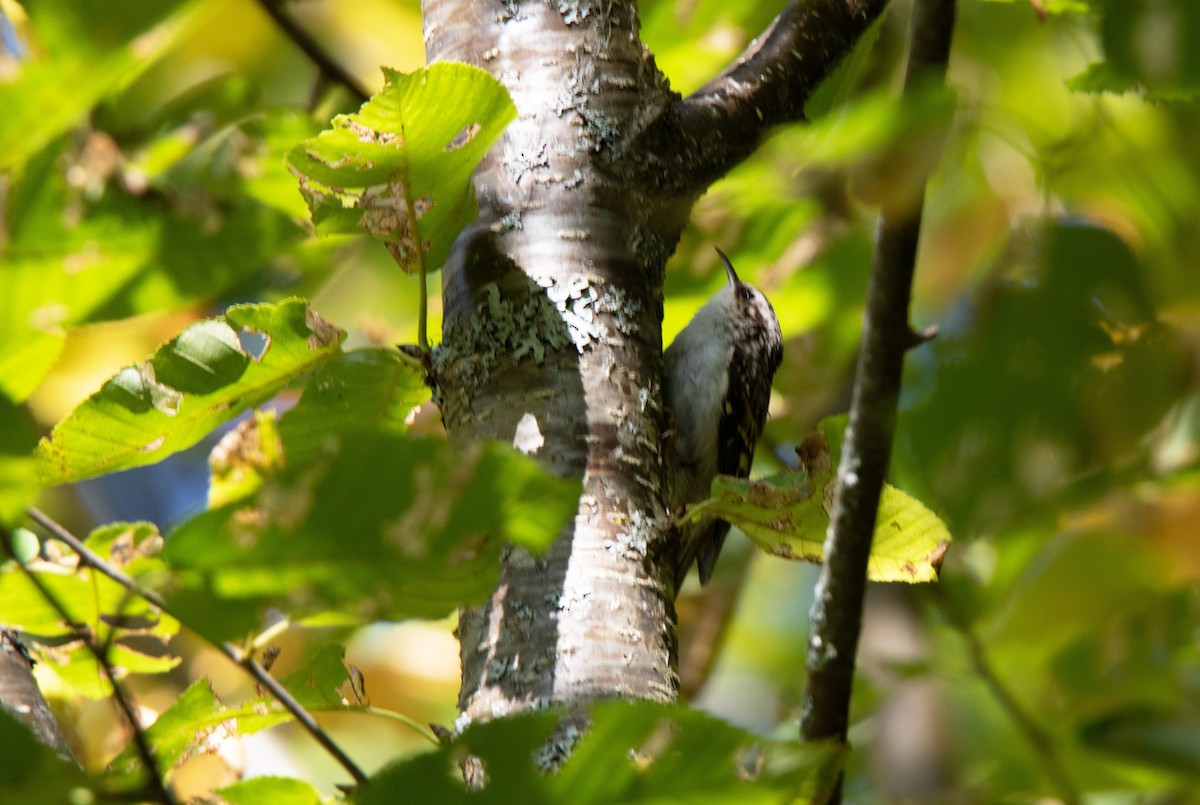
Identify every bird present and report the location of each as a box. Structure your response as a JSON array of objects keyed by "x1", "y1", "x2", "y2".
[{"x1": 663, "y1": 247, "x2": 783, "y2": 588}]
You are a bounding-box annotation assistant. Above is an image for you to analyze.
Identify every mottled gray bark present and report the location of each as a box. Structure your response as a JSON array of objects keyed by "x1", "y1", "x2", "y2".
[
  {"x1": 421, "y1": 0, "x2": 889, "y2": 722},
  {"x1": 0, "y1": 628, "x2": 77, "y2": 764}
]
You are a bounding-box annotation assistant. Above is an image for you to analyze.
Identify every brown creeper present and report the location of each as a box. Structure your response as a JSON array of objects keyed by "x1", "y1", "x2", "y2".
[{"x1": 664, "y1": 248, "x2": 783, "y2": 588}]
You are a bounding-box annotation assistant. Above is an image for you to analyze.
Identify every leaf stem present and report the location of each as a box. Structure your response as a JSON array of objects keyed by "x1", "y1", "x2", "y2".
[
  {"x1": 361, "y1": 707, "x2": 441, "y2": 745},
  {"x1": 24, "y1": 506, "x2": 370, "y2": 788},
  {"x1": 400, "y1": 142, "x2": 430, "y2": 354},
  {"x1": 417, "y1": 245, "x2": 429, "y2": 353}
]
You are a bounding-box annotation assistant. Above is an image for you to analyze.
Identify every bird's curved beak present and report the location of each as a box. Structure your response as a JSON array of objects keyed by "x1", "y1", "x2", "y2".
[{"x1": 714, "y1": 247, "x2": 740, "y2": 285}]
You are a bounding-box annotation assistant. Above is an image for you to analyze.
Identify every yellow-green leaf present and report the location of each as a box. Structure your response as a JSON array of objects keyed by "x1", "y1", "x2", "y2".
[
  {"x1": 286, "y1": 62, "x2": 516, "y2": 273},
  {"x1": 36, "y1": 299, "x2": 344, "y2": 486},
  {"x1": 684, "y1": 423, "x2": 951, "y2": 582}
]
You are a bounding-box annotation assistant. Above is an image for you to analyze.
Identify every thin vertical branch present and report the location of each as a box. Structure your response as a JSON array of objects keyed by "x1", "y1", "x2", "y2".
[
  {"x1": 23, "y1": 507, "x2": 370, "y2": 787},
  {"x1": 800, "y1": 0, "x2": 955, "y2": 798}
]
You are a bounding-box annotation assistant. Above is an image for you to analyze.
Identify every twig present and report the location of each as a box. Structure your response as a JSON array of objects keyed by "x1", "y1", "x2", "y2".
[
  {"x1": 253, "y1": 0, "x2": 370, "y2": 103},
  {"x1": 3, "y1": 530, "x2": 175, "y2": 804},
  {"x1": 24, "y1": 507, "x2": 370, "y2": 787},
  {"x1": 219, "y1": 642, "x2": 371, "y2": 785},
  {"x1": 930, "y1": 589, "x2": 1081, "y2": 803},
  {"x1": 26, "y1": 508, "x2": 168, "y2": 611},
  {"x1": 633, "y1": 0, "x2": 891, "y2": 195},
  {"x1": 799, "y1": 0, "x2": 955, "y2": 800}
]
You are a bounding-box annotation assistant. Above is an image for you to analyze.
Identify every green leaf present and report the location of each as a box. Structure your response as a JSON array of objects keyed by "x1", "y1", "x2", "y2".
[
  {"x1": 1066, "y1": 61, "x2": 1141, "y2": 96},
  {"x1": 0, "y1": 0, "x2": 207, "y2": 172},
  {"x1": 550, "y1": 702, "x2": 844, "y2": 804},
  {"x1": 216, "y1": 776, "x2": 325, "y2": 805},
  {"x1": 114, "y1": 647, "x2": 369, "y2": 780},
  {"x1": 0, "y1": 131, "x2": 310, "y2": 401},
  {"x1": 360, "y1": 702, "x2": 845, "y2": 804},
  {"x1": 1095, "y1": 0, "x2": 1200, "y2": 101},
  {"x1": 1082, "y1": 709, "x2": 1200, "y2": 775},
  {"x1": 35, "y1": 642, "x2": 181, "y2": 700},
  {"x1": 0, "y1": 396, "x2": 38, "y2": 525},
  {"x1": 36, "y1": 299, "x2": 344, "y2": 486},
  {"x1": 0, "y1": 333, "x2": 66, "y2": 405},
  {"x1": 114, "y1": 677, "x2": 303, "y2": 778},
  {"x1": 208, "y1": 410, "x2": 286, "y2": 509},
  {"x1": 0, "y1": 708, "x2": 89, "y2": 802},
  {"x1": 982, "y1": 0, "x2": 1094, "y2": 12},
  {"x1": 277, "y1": 348, "x2": 431, "y2": 468},
  {"x1": 166, "y1": 436, "x2": 578, "y2": 641},
  {"x1": 0, "y1": 521, "x2": 180, "y2": 698},
  {"x1": 275, "y1": 644, "x2": 356, "y2": 712},
  {"x1": 684, "y1": 421, "x2": 951, "y2": 583},
  {"x1": 286, "y1": 62, "x2": 517, "y2": 272},
  {"x1": 0, "y1": 522, "x2": 171, "y2": 639}
]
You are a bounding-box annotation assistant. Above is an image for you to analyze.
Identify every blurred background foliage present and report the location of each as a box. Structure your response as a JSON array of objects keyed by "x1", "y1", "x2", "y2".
[{"x1": 1, "y1": 0, "x2": 1198, "y2": 802}]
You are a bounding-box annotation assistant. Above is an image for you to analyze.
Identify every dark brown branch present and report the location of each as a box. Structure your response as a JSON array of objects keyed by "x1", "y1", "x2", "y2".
[
  {"x1": 3, "y1": 530, "x2": 175, "y2": 804},
  {"x1": 799, "y1": 0, "x2": 955, "y2": 799},
  {"x1": 24, "y1": 507, "x2": 370, "y2": 788},
  {"x1": 631, "y1": 0, "x2": 891, "y2": 195},
  {"x1": 253, "y1": 0, "x2": 370, "y2": 103}
]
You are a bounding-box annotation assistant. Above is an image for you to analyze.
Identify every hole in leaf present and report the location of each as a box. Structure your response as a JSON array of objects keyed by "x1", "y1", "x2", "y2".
[
  {"x1": 443, "y1": 123, "x2": 482, "y2": 151},
  {"x1": 238, "y1": 330, "x2": 270, "y2": 362}
]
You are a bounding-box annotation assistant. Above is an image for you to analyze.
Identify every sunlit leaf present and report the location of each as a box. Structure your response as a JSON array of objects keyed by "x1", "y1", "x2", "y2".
[
  {"x1": 286, "y1": 62, "x2": 517, "y2": 272},
  {"x1": 34, "y1": 642, "x2": 181, "y2": 700},
  {"x1": 0, "y1": 132, "x2": 310, "y2": 401},
  {"x1": 208, "y1": 410, "x2": 286, "y2": 509},
  {"x1": 114, "y1": 679, "x2": 287, "y2": 777},
  {"x1": 1, "y1": 521, "x2": 179, "y2": 699},
  {"x1": 360, "y1": 701, "x2": 846, "y2": 804},
  {"x1": 166, "y1": 436, "x2": 578, "y2": 641},
  {"x1": 274, "y1": 643, "x2": 356, "y2": 712},
  {"x1": 36, "y1": 299, "x2": 344, "y2": 486},
  {"x1": 0, "y1": 708, "x2": 89, "y2": 801},
  {"x1": 277, "y1": 347, "x2": 431, "y2": 468},
  {"x1": 0, "y1": 396, "x2": 38, "y2": 524},
  {"x1": 0, "y1": 0, "x2": 208, "y2": 171},
  {"x1": 0, "y1": 522, "x2": 170, "y2": 639},
  {"x1": 216, "y1": 776, "x2": 324, "y2": 805},
  {"x1": 684, "y1": 421, "x2": 950, "y2": 582}
]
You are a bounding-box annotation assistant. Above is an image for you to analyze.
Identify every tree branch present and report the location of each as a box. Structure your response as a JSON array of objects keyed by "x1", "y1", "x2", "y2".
[
  {"x1": 253, "y1": 0, "x2": 369, "y2": 103},
  {"x1": 799, "y1": 0, "x2": 954, "y2": 797},
  {"x1": 24, "y1": 507, "x2": 370, "y2": 788},
  {"x1": 630, "y1": 0, "x2": 891, "y2": 195}
]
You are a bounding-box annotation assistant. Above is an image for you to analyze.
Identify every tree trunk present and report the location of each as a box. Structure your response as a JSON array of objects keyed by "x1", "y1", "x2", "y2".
[{"x1": 421, "y1": 0, "x2": 889, "y2": 723}]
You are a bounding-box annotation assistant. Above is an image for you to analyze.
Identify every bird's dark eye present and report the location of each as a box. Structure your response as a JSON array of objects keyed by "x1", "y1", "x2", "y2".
[{"x1": 739, "y1": 288, "x2": 754, "y2": 301}]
